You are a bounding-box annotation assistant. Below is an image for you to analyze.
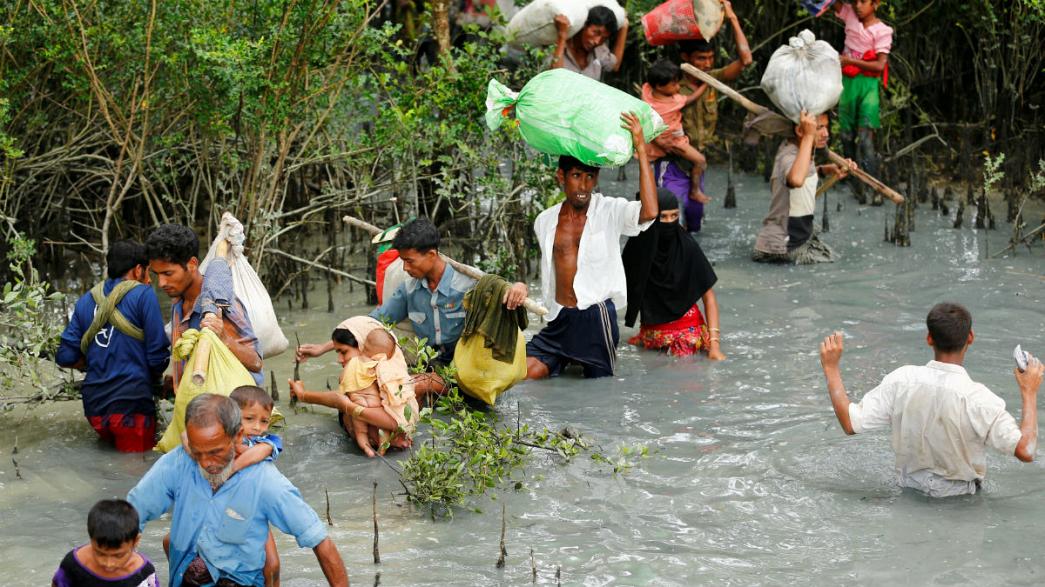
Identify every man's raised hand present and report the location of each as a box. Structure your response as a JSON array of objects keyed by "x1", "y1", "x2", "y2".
[
  {"x1": 620, "y1": 111, "x2": 645, "y2": 151},
  {"x1": 1016, "y1": 354, "x2": 1044, "y2": 395},
  {"x1": 502, "y1": 282, "x2": 528, "y2": 311},
  {"x1": 819, "y1": 332, "x2": 844, "y2": 370}
]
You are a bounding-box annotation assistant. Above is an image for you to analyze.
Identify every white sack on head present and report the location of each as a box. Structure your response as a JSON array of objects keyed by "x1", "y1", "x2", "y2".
[
  {"x1": 506, "y1": 0, "x2": 589, "y2": 48},
  {"x1": 760, "y1": 29, "x2": 842, "y2": 123},
  {"x1": 584, "y1": 0, "x2": 627, "y2": 29},
  {"x1": 199, "y1": 212, "x2": 289, "y2": 358}
]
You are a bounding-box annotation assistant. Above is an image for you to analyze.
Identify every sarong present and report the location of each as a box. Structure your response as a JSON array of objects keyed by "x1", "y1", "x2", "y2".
[
  {"x1": 526, "y1": 300, "x2": 619, "y2": 378},
  {"x1": 628, "y1": 303, "x2": 710, "y2": 357}
]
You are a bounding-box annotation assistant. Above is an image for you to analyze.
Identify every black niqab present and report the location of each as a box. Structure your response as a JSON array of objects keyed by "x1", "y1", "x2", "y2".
[{"x1": 623, "y1": 189, "x2": 718, "y2": 327}]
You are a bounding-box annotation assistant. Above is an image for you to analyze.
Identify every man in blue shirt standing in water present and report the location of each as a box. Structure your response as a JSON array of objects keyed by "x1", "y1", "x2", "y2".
[{"x1": 128, "y1": 393, "x2": 348, "y2": 586}]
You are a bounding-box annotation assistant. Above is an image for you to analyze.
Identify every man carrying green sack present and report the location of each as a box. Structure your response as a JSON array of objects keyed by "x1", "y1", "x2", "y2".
[
  {"x1": 526, "y1": 112, "x2": 659, "y2": 380},
  {"x1": 486, "y1": 69, "x2": 667, "y2": 168}
]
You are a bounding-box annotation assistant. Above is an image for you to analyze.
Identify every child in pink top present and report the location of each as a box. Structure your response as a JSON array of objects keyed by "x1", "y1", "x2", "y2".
[
  {"x1": 641, "y1": 59, "x2": 711, "y2": 204},
  {"x1": 832, "y1": 0, "x2": 893, "y2": 204}
]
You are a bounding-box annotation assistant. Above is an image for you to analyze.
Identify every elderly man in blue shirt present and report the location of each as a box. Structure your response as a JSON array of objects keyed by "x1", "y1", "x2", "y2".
[
  {"x1": 297, "y1": 218, "x2": 528, "y2": 397},
  {"x1": 128, "y1": 394, "x2": 349, "y2": 587}
]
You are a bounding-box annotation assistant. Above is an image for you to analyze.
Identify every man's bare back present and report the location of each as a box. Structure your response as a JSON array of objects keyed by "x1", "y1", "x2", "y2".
[{"x1": 553, "y1": 207, "x2": 587, "y2": 308}]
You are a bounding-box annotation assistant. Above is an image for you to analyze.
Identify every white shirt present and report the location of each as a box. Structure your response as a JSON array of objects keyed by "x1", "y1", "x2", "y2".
[
  {"x1": 848, "y1": 361, "x2": 1023, "y2": 494},
  {"x1": 789, "y1": 171, "x2": 817, "y2": 217},
  {"x1": 534, "y1": 193, "x2": 653, "y2": 321}
]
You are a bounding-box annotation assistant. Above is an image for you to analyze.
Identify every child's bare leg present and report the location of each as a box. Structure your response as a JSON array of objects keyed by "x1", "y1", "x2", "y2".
[
  {"x1": 163, "y1": 533, "x2": 170, "y2": 560},
  {"x1": 263, "y1": 531, "x2": 280, "y2": 587},
  {"x1": 352, "y1": 416, "x2": 376, "y2": 457},
  {"x1": 673, "y1": 143, "x2": 710, "y2": 203}
]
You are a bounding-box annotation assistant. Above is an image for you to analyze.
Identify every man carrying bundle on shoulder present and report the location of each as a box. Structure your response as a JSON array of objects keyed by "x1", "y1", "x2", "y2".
[
  {"x1": 145, "y1": 224, "x2": 264, "y2": 387},
  {"x1": 526, "y1": 112, "x2": 658, "y2": 379}
]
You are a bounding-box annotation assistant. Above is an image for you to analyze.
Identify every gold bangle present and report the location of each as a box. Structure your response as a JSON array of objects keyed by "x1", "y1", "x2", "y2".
[
  {"x1": 710, "y1": 328, "x2": 721, "y2": 332},
  {"x1": 353, "y1": 405, "x2": 365, "y2": 417}
]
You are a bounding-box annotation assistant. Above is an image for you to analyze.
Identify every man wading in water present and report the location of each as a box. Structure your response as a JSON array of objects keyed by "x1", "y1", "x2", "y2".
[{"x1": 526, "y1": 112, "x2": 658, "y2": 379}]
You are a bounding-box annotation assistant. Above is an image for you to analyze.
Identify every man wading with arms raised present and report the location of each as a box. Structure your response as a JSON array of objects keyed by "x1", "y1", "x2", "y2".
[
  {"x1": 526, "y1": 112, "x2": 658, "y2": 379},
  {"x1": 819, "y1": 302, "x2": 1044, "y2": 497}
]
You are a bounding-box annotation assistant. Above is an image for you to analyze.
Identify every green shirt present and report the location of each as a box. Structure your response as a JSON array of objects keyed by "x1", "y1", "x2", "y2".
[{"x1": 680, "y1": 66, "x2": 727, "y2": 151}]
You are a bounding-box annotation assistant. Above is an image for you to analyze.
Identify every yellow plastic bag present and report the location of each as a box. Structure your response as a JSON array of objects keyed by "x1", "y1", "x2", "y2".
[
  {"x1": 454, "y1": 331, "x2": 527, "y2": 406},
  {"x1": 155, "y1": 328, "x2": 258, "y2": 453}
]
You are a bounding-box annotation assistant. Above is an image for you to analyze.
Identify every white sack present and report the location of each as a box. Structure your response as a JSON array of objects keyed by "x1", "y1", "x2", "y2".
[
  {"x1": 200, "y1": 213, "x2": 289, "y2": 358},
  {"x1": 506, "y1": 0, "x2": 589, "y2": 48},
  {"x1": 584, "y1": 0, "x2": 627, "y2": 29},
  {"x1": 760, "y1": 29, "x2": 843, "y2": 123}
]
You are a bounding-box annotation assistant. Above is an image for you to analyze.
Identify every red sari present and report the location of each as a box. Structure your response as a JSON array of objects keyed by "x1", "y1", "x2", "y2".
[{"x1": 628, "y1": 302, "x2": 711, "y2": 357}]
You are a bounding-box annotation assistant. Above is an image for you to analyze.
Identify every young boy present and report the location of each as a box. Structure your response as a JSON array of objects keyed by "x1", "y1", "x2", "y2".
[
  {"x1": 832, "y1": 0, "x2": 892, "y2": 204},
  {"x1": 678, "y1": 0, "x2": 754, "y2": 153},
  {"x1": 819, "y1": 303, "x2": 1044, "y2": 497},
  {"x1": 753, "y1": 111, "x2": 850, "y2": 264},
  {"x1": 52, "y1": 499, "x2": 159, "y2": 587},
  {"x1": 642, "y1": 58, "x2": 711, "y2": 205}
]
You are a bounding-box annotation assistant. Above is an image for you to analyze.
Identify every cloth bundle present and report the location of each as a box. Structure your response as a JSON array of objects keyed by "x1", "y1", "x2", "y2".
[
  {"x1": 486, "y1": 69, "x2": 667, "y2": 168},
  {"x1": 506, "y1": 0, "x2": 588, "y2": 48},
  {"x1": 455, "y1": 275, "x2": 528, "y2": 406},
  {"x1": 760, "y1": 29, "x2": 842, "y2": 123},
  {"x1": 199, "y1": 213, "x2": 289, "y2": 358}
]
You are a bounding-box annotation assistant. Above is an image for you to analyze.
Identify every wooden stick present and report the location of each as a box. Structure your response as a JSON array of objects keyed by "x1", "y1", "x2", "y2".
[
  {"x1": 267, "y1": 247, "x2": 376, "y2": 286},
  {"x1": 825, "y1": 150, "x2": 904, "y2": 204},
  {"x1": 680, "y1": 63, "x2": 905, "y2": 205},
  {"x1": 496, "y1": 503, "x2": 507, "y2": 568},
  {"x1": 343, "y1": 215, "x2": 549, "y2": 316},
  {"x1": 372, "y1": 481, "x2": 381, "y2": 564},
  {"x1": 191, "y1": 336, "x2": 211, "y2": 386},
  {"x1": 816, "y1": 172, "x2": 842, "y2": 198}
]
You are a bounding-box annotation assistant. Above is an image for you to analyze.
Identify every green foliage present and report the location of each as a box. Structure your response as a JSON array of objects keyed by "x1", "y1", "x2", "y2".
[
  {"x1": 0, "y1": 236, "x2": 66, "y2": 403},
  {"x1": 591, "y1": 443, "x2": 650, "y2": 475},
  {"x1": 392, "y1": 337, "x2": 589, "y2": 518}
]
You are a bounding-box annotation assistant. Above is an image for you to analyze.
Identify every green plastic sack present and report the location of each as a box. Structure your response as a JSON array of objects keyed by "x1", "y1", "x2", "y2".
[
  {"x1": 485, "y1": 69, "x2": 668, "y2": 168},
  {"x1": 156, "y1": 328, "x2": 268, "y2": 453}
]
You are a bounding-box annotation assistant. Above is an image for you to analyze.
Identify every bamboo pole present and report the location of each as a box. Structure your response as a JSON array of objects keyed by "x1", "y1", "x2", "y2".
[
  {"x1": 680, "y1": 63, "x2": 904, "y2": 205},
  {"x1": 343, "y1": 215, "x2": 549, "y2": 316},
  {"x1": 191, "y1": 336, "x2": 211, "y2": 386}
]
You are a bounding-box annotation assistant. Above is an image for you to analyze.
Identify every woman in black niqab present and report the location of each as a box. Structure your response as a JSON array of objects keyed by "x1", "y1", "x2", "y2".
[{"x1": 622, "y1": 189, "x2": 725, "y2": 359}]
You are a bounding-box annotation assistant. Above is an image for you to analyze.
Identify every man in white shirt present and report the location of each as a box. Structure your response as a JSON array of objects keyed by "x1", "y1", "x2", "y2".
[
  {"x1": 526, "y1": 112, "x2": 658, "y2": 379},
  {"x1": 819, "y1": 302, "x2": 1044, "y2": 497}
]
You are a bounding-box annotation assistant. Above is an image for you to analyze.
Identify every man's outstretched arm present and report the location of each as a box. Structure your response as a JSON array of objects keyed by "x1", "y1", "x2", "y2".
[
  {"x1": 1014, "y1": 356, "x2": 1043, "y2": 462},
  {"x1": 820, "y1": 332, "x2": 855, "y2": 435}
]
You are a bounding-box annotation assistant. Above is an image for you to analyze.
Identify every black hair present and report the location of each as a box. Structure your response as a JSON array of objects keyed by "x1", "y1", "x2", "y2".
[
  {"x1": 107, "y1": 239, "x2": 147, "y2": 280},
  {"x1": 392, "y1": 218, "x2": 440, "y2": 253},
  {"x1": 679, "y1": 39, "x2": 713, "y2": 55},
  {"x1": 584, "y1": 6, "x2": 618, "y2": 38},
  {"x1": 145, "y1": 224, "x2": 199, "y2": 268},
  {"x1": 647, "y1": 58, "x2": 682, "y2": 88},
  {"x1": 87, "y1": 499, "x2": 140, "y2": 548},
  {"x1": 185, "y1": 393, "x2": 242, "y2": 438},
  {"x1": 230, "y1": 385, "x2": 274, "y2": 411},
  {"x1": 557, "y1": 155, "x2": 600, "y2": 175},
  {"x1": 331, "y1": 328, "x2": 359, "y2": 347},
  {"x1": 926, "y1": 302, "x2": 972, "y2": 353}
]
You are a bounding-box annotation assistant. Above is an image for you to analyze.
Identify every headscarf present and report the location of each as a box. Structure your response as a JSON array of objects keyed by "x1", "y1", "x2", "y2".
[
  {"x1": 622, "y1": 189, "x2": 718, "y2": 327},
  {"x1": 336, "y1": 316, "x2": 384, "y2": 352}
]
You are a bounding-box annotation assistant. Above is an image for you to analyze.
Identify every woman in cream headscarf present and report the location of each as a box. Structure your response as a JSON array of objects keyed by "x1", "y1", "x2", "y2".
[{"x1": 289, "y1": 316, "x2": 419, "y2": 455}]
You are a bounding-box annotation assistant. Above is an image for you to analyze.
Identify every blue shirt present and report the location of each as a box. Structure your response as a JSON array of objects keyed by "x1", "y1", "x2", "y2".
[
  {"x1": 370, "y1": 264, "x2": 476, "y2": 347},
  {"x1": 245, "y1": 433, "x2": 282, "y2": 462},
  {"x1": 56, "y1": 278, "x2": 169, "y2": 417},
  {"x1": 128, "y1": 448, "x2": 326, "y2": 587}
]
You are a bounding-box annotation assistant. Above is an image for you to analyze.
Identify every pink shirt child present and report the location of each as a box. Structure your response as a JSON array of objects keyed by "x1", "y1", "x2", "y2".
[
  {"x1": 835, "y1": 3, "x2": 893, "y2": 60},
  {"x1": 641, "y1": 82, "x2": 689, "y2": 160}
]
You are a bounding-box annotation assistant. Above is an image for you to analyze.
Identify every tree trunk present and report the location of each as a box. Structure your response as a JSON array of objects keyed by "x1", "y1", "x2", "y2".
[{"x1": 433, "y1": 0, "x2": 451, "y2": 55}]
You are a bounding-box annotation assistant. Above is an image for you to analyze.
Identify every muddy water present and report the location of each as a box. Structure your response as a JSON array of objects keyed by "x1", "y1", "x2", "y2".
[{"x1": 2, "y1": 165, "x2": 1044, "y2": 586}]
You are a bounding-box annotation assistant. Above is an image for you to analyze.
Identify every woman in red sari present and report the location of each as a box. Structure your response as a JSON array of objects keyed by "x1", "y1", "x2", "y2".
[{"x1": 623, "y1": 189, "x2": 725, "y2": 359}]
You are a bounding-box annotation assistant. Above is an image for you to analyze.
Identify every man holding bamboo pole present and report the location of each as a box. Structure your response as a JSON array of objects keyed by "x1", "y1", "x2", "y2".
[{"x1": 146, "y1": 224, "x2": 264, "y2": 388}]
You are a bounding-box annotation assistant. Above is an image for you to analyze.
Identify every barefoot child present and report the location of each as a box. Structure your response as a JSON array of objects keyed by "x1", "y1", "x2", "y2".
[
  {"x1": 642, "y1": 59, "x2": 711, "y2": 205},
  {"x1": 290, "y1": 324, "x2": 419, "y2": 458},
  {"x1": 52, "y1": 499, "x2": 159, "y2": 587}
]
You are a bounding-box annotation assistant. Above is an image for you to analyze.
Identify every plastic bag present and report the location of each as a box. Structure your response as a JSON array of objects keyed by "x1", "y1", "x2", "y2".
[
  {"x1": 200, "y1": 213, "x2": 289, "y2": 358},
  {"x1": 455, "y1": 332, "x2": 527, "y2": 406},
  {"x1": 155, "y1": 329, "x2": 260, "y2": 453},
  {"x1": 642, "y1": 0, "x2": 724, "y2": 46},
  {"x1": 486, "y1": 69, "x2": 667, "y2": 168},
  {"x1": 760, "y1": 29, "x2": 842, "y2": 123},
  {"x1": 506, "y1": 0, "x2": 588, "y2": 48}
]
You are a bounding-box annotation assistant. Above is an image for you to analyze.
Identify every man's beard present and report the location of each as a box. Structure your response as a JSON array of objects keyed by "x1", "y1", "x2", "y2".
[{"x1": 200, "y1": 458, "x2": 234, "y2": 489}]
